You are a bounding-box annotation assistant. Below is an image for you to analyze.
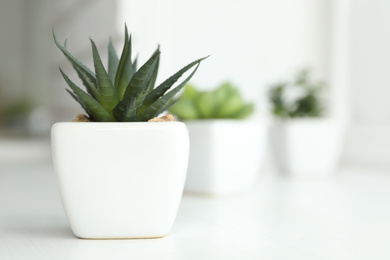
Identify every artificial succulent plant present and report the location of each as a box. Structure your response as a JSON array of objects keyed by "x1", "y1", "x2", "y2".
[
  {"x1": 169, "y1": 82, "x2": 254, "y2": 120},
  {"x1": 269, "y1": 69, "x2": 324, "y2": 118},
  {"x1": 53, "y1": 25, "x2": 207, "y2": 122}
]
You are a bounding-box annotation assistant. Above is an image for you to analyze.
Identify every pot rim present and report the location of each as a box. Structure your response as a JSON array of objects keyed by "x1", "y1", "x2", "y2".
[{"x1": 52, "y1": 121, "x2": 186, "y2": 126}]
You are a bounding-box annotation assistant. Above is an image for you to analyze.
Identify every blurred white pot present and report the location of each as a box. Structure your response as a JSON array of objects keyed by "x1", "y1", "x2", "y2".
[
  {"x1": 184, "y1": 120, "x2": 266, "y2": 195},
  {"x1": 51, "y1": 122, "x2": 189, "y2": 239},
  {"x1": 269, "y1": 119, "x2": 344, "y2": 177}
]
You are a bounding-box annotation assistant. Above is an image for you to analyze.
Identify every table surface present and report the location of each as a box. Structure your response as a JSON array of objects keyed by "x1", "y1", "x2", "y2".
[{"x1": 1, "y1": 162, "x2": 390, "y2": 260}]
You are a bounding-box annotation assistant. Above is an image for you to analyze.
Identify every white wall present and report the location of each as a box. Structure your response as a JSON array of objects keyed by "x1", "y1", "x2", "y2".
[
  {"x1": 349, "y1": 0, "x2": 390, "y2": 125},
  {"x1": 0, "y1": 0, "x2": 26, "y2": 104},
  {"x1": 118, "y1": 0, "x2": 332, "y2": 118},
  {"x1": 338, "y1": 0, "x2": 390, "y2": 168},
  {"x1": 0, "y1": 0, "x2": 119, "y2": 124}
]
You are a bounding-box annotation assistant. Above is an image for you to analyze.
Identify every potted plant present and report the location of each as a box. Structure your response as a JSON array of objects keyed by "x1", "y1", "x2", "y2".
[
  {"x1": 51, "y1": 25, "x2": 207, "y2": 239},
  {"x1": 169, "y1": 82, "x2": 266, "y2": 195},
  {"x1": 268, "y1": 69, "x2": 343, "y2": 176}
]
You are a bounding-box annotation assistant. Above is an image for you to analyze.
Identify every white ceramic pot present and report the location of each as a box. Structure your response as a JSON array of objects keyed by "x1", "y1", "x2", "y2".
[
  {"x1": 51, "y1": 122, "x2": 189, "y2": 239},
  {"x1": 184, "y1": 120, "x2": 266, "y2": 195},
  {"x1": 269, "y1": 119, "x2": 344, "y2": 177}
]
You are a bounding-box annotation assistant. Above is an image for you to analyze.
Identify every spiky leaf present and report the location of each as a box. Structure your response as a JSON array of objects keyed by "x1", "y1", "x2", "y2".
[
  {"x1": 74, "y1": 66, "x2": 98, "y2": 99},
  {"x1": 146, "y1": 54, "x2": 159, "y2": 94},
  {"x1": 60, "y1": 37, "x2": 98, "y2": 99},
  {"x1": 53, "y1": 30, "x2": 96, "y2": 85},
  {"x1": 66, "y1": 89, "x2": 91, "y2": 117},
  {"x1": 115, "y1": 27, "x2": 133, "y2": 99},
  {"x1": 60, "y1": 69, "x2": 114, "y2": 122},
  {"x1": 90, "y1": 39, "x2": 119, "y2": 112},
  {"x1": 112, "y1": 96, "x2": 137, "y2": 122},
  {"x1": 141, "y1": 56, "x2": 208, "y2": 110},
  {"x1": 123, "y1": 47, "x2": 160, "y2": 103},
  {"x1": 136, "y1": 63, "x2": 200, "y2": 121},
  {"x1": 108, "y1": 38, "x2": 119, "y2": 84},
  {"x1": 132, "y1": 55, "x2": 138, "y2": 73}
]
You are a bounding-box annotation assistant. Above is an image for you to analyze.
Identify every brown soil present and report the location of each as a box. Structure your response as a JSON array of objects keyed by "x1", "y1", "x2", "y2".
[
  {"x1": 72, "y1": 113, "x2": 174, "y2": 122},
  {"x1": 148, "y1": 114, "x2": 174, "y2": 122},
  {"x1": 72, "y1": 114, "x2": 92, "y2": 122}
]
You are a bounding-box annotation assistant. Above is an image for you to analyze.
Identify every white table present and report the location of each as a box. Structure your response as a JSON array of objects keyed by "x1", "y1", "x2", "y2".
[{"x1": 1, "y1": 162, "x2": 390, "y2": 260}]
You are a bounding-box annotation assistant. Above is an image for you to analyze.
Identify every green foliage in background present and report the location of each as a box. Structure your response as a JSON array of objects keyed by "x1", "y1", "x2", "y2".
[
  {"x1": 169, "y1": 82, "x2": 254, "y2": 120},
  {"x1": 54, "y1": 25, "x2": 207, "y2": 122},
  {"x1": 0, "y1": 99, "x2": 33, "y2": 126},
  {"x1": 268, "y1": 69, "x2": 324, "y2": 118}
]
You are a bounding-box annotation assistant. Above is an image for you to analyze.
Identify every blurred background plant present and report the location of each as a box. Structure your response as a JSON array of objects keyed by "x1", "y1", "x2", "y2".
[
  {"x1": 0, "y1": 82, "x2": 35, "y2": 136},
  {"x1": 169, "y1": 82, "x2": 254, "y2": 120},
  {"x1": 268, "y1": 69, "x2": 325, "y2": 119},
  {"x1": 1, "y1": 100, "x2": 34, "y2": 132}
]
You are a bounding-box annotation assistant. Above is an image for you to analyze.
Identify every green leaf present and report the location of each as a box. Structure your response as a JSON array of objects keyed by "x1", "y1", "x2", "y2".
[
  {"x1": 74, "y1": 66, "x2": 98, "y2": 99},
  {"x1": 182, "y1": 84, "x2": 199, "y2": 99},
  {"x1": 136, "y1": 63, "x2": 201, "y2": 121},
  {"x1": 234, "y1": 103, "x2": 254, "y2": 119},
  {"x1": 214, "y1": 82, "x2": 233, "y2": 108},
  {"x1": 141, "y1": 56, "x2": 208, "y2": 111},
  {"x1": 169, "y1": 98, "x2": 199, "y2": 120},
  {"x1": 66, "y1": 89, "x2": 91, "y2": 118},
  {"x1": 196, "y1": 92, "x2": 215, "y2": 118},
  {"x1": 90, "y1": 39, "x2": 120, "y2": 112},
  {"x1": 123, "y1": 47, "x2": 160, "y2": 105},
  {"x1": 146, "y1": 53, "x2": 159, "y2": 94},
  {"x1": 60, "y1": 69, "x2": 114, "y2": 122},
  {"x1": 132, "y1": 55, "x2": 138, "y2": 75},
  {"x1": 112, "y1": 96, "x2": 137, "y2": 122},
  {"x1": 216, "y1": 90, "x2": 243, "y2": 118},
  {"x1": 52, "y1": 29, "x2": 96, "y2": 85},
  {"x1": 115, "y1": 26, "x2": 133, "y2": 99},
  {"x1": 171, "y1": 82, "x2": 254, "y2": 119},
  {"x1": 55, "y1": 32, "x2": 98, "y2": 99},
  {"x1": 108, "y1": 38, "x2": 119, "y2": 84}
]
